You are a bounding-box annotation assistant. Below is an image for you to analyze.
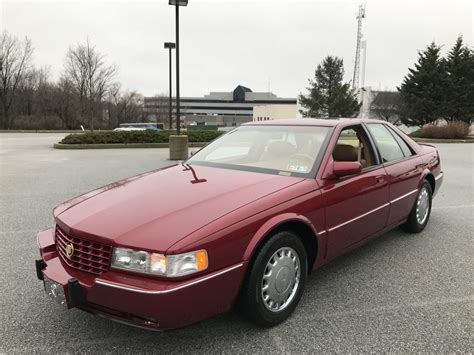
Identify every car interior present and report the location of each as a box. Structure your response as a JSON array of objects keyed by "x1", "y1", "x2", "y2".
[
  {"x1": 332, "y1": 126, "x2": 375, "y2": 169},
  {"x1": 200, "y1": 128, "x2": 329, "y2": 174}
]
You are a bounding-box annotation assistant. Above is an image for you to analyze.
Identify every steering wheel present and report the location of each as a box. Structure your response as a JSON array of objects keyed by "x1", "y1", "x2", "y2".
[{"x1": 289, "y1": 153, "x2": 314, "y2": 166}]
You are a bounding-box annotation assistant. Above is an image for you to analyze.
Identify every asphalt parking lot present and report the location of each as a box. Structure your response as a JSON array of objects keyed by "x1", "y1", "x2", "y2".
[{"x1": 1, "y1": 133, "x2": 473, "y2": 353}]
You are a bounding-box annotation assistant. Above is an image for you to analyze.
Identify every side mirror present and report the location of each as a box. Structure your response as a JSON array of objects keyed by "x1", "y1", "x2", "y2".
[{"x1": 332, "y1": 161, "x2": 362, "y2": 178}]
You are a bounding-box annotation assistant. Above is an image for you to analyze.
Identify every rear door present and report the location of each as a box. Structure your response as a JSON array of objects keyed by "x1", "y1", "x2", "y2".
[
  {"x1": 320, "y1": 124, "x2": 390, "y2": 259},
  {"x1": 365, "y1": 123, "x2": 423, "y2": 226}
]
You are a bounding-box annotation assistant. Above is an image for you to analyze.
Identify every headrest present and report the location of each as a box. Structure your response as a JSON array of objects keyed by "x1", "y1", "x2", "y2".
[
  {"x1": 333, "y1": 144, "x2": 358, "y2": 162},
  {"x1": 266, "y1": 141, "x2": 296, "y2": 156}
]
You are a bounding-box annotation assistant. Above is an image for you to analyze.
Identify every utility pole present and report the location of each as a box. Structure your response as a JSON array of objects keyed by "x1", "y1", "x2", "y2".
[
  {"x1": 361, "y1": 40, "x2": 367, "y2": 89},
  {"x1": 164, "y1": 42, "x2": 175, "y2": 130},
  {"x1": 352, "y1": 4, "x2": 366, "y2": 90}
]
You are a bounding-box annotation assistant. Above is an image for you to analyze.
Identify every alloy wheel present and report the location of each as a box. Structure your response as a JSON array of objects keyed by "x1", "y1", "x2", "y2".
[
  {"x1": 416, "y1": 186, "x2": 430, "y2": 225},
  {"x1": 261, "y1": 247, "x2": 301, "y2": 312}
]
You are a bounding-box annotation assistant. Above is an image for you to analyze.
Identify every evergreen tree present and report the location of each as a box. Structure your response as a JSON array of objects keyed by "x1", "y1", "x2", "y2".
[
  {"x1": 445, "y1": 36, "x2": 474, "y2": 124},
  {"x1": 398, "y1": 42, "x2": 449, "y2": 127},
  {"x1": 299, "y1": 56, "x2": 360, "y2": 118}
]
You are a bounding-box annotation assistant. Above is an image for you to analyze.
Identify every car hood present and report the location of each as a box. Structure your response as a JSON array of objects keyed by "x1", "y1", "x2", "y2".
[{"x1": 56, "y1": 164, "x2": 304, "y2": 252}]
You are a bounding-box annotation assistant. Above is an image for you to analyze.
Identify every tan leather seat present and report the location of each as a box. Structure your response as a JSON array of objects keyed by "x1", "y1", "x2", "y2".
[
  {"x1": 333, "y1": 144, "x2": 358, "y2": 162},
  {"x1": 263, "y1": 141, "x2": 296, "y2": 161}
]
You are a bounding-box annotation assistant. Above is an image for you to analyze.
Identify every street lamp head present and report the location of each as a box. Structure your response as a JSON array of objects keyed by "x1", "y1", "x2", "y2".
[
  {"x1": 164, "y1": 42, "x2": 176, "y2": 49},
  {"x1": 169, "y1": 0, "x2": 188, "y2": 6}
]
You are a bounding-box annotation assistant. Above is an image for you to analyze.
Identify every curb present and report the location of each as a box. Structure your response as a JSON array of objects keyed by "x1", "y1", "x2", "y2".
[
  {"x1": 1, "y1": 130, "x2": 88, "y2": 133},
  {"x1": 53, "y1": 142, "x2": 207, "y2": 149},
  {"x1": 412, "y1": 137, "x2": 474, "y2": 144}
]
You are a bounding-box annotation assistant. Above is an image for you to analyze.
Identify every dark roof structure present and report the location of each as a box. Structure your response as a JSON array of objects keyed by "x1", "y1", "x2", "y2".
[{"x1": 233, "y1": 85, "x2": 252, "y2": 103}]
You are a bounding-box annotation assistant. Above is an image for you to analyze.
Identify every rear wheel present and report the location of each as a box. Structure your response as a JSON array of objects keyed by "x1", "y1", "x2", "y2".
[
  {"x1": 401, "y1": 180, "x2": 433, "y2": 233},
  {"x1": 239, "y1": 231, "x2": 307, "y2": 327}
]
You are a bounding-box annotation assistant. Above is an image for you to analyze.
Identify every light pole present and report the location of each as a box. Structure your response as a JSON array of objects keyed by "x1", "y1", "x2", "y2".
[
  {"x1": 169, "y1": 0, "x2": 188, "y2": 135},
  {"x1": 164, "y1": 42, "x2": 175, "y2": 130}
]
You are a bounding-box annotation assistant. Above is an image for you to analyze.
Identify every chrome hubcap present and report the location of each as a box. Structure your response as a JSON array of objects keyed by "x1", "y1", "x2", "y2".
[
  {"x1": 261, "y1": 247, "x2": 300, "y2": 312},
  {"x1": 416, "y1": 187, "x2": 430, "y2": 225}
]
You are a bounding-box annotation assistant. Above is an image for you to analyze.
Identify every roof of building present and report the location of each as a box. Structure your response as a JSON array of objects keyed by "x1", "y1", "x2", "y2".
[
  {"x1": 246, "y1": 118, "x2": 386, "y2": 127},
  {"x1": 233, "y1": 85, "x2": 252, "y2": 102}
]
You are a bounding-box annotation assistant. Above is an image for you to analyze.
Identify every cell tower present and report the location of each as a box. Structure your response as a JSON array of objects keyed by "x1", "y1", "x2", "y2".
[{"x1": 352, "y1": 4, "x2": 366, "y2": 90}]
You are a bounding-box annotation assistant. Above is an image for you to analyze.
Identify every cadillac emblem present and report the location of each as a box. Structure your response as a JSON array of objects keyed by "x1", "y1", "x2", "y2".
[{"x1": 65, "y1": 243, "x2": 74, "y2": 258}]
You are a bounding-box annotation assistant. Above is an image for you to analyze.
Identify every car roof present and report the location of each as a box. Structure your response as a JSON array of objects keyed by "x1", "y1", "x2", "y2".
[{"x1": 244, "y1": 118, "x2": 387, "y2": 127}]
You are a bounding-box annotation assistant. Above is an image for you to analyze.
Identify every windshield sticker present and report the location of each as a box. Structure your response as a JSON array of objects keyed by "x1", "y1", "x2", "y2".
[{"x1": 287, "y1": 165, "x2": 308, "y2": 173}]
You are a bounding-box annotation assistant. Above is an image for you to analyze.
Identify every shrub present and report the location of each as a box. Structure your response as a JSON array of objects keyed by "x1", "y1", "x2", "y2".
[
  {"x1": 420, "y1": 121, "x2": 470, "y2": 139},
  {"x1": 409, "y1": 128, "x2": 422, "y2": 138},
  {"x1": 60, "y1": 130, "x2": 224, "y2": 144}
]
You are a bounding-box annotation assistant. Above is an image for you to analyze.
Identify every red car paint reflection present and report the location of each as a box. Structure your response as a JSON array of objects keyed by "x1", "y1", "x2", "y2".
[{"x1": 36, "y1": 119, "x2": 443, "y2": 329}]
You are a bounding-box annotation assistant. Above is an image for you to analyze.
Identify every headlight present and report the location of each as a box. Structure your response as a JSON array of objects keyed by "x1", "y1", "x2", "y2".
[{"x1": 111, "y1": 248, "x2": 208, "y2": 277}]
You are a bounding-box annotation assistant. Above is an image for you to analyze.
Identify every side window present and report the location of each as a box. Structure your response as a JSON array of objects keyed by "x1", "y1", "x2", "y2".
[
  {"x1": 387, "y1": 126, "x2": 414, "y2": 157},
  {"x1": 333, "y1": 125, "x2": 376, "y2": 169},
  {"x1": 367, "y1": 124, "x2": 405, "y2": 163}
]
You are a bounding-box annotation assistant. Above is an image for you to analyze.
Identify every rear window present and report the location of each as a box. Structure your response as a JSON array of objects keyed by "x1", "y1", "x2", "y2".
[
  {"x1": 367, "y1": 124, "x2": 405, "y2": 163},
  {"x1": 387, "y1": 126, "x2": 414, "y2": 157}
]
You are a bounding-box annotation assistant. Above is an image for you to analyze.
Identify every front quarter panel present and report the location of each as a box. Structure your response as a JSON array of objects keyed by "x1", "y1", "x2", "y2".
[{"x1": 168, "y1": 179, "x2": 326, "y2": 274}]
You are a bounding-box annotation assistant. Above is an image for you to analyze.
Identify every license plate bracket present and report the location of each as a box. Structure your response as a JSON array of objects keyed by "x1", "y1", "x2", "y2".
[{"x1": 43, "y1": 275, "x2": 67, "y2": 307}]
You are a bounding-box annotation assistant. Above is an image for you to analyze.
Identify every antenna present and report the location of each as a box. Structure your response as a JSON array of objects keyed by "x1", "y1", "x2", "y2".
[
  {"x1": 352, "y1": 3, "x2": 366, "y2": 90},
  {"x1": 361, "y1": 40, "x2": 367, "y2": 89}
]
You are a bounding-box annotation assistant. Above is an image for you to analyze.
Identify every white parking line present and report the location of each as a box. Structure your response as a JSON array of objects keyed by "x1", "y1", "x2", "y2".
[
  {"x1": 432, "y1": 204, "x2": 474, "y2": 210},
  {"x1": 0, "y1": 229, "x2": 38, "y2": 235}
]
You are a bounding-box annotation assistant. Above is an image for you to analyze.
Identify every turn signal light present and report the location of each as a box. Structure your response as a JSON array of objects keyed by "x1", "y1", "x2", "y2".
[{"x1": 195, "y1": 250, "x2": 208, "y2": 270}]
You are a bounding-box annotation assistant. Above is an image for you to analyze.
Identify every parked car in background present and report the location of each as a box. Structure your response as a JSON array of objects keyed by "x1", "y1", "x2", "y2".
[
  {"x1": 36, "y1": 118, "x2": 443, "y2": 330},
  {"x1": 113, "y1": 123, "x2": 163, "y2": 131}
]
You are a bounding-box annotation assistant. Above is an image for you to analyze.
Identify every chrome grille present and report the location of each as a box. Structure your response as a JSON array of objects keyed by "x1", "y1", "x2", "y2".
[{"x1": 55, "y1": 225, "x2": 112, "y2": 275}]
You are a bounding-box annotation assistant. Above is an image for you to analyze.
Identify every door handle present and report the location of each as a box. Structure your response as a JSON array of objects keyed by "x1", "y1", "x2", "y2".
[{"x1": 376, "y1": 175, "x2": 385, "y2": 184}]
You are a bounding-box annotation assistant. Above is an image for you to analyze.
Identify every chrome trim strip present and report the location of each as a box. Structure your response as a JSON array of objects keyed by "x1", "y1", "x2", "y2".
[
  {"x1": 328, "y1": 203, "x2": 390, "y2": 232},
  {"x1": 435, "y1": 172, "x2": 443, "y2": 181},
  {"x1": 390, "y1": 189, "x2": 418, "y2": 204},
  {"x1": 95, "y1": 263, "x2": 244, "y2": 295}
]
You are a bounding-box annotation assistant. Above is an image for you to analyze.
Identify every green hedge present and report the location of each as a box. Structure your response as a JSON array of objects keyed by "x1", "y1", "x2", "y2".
[
  {"x1": 60, "y1": 130, "x2": 224, "y2": 144},
  {"x1": 409, "y1": 129, "x2": 422, "y2": 138}
]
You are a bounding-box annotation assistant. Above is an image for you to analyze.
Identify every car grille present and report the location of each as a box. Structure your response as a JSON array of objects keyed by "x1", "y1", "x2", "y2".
[{"x1": 55, "y1": 225, "x2": 112, "y2": 275}]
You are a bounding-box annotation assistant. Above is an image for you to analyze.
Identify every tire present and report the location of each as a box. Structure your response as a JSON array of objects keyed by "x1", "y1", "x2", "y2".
[
  {"x1": 238, "y1": 230, "x2": 307, "y2": 327},
  {"x1": 400, "y1": 180, "x2": 433, "y2": 233}
]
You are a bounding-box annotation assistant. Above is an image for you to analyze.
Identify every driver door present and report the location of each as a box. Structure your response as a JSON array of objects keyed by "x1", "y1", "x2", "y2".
[{"x1": 320, "y1": 124, "x2": 390, "y2": 259}]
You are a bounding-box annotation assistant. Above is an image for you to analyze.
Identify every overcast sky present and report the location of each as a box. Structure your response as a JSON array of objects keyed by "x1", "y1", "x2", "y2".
[{"x1": 1, "y1": 0, "x2": 473, "y2": 98}]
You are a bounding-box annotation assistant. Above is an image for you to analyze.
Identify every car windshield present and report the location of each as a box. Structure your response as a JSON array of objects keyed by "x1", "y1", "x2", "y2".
[{"x1": 187, "y1": 125, "x2": 331, "y2": 177}]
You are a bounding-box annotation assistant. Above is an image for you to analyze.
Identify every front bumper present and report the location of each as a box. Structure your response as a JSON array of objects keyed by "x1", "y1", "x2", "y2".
[
  {"x1": 36, "y1": 229, "x2": 246, "y2": 330},
  {"x1": 434, "y1": 171, "x2": 444, "y2": 197}
]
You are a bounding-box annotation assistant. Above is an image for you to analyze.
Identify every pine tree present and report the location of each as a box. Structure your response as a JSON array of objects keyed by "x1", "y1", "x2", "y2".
[
  {"x1": 398, "y1": 42, "x2": 449, "y2": 127},
  {"x1": 299, "y1": 56, "x2": 360, "y2": 118},
  {"x1": 445, "y1": 36, "x2": 474, "y2": 124}
]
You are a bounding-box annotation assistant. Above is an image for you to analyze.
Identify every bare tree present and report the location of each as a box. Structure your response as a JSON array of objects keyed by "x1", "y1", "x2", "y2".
[
  {"x1": 63, "y1": 39, "x2": 118, "y2": 131},
  {"x1": 17, "y1": 67, "x2": 49, "y2": 116},
  {"x1": 52, "y1": 77, "x2": 81, "y2": 129},
  {"x1": 370, "y1": 91, "x2": 402, "y2": 125},
  {"x1": 0, "y1": 31, "x2": 33, "y2": 129},
  {"x1": 146, "y1": 94, "x2": 174, "y2": 129},
  {"x1": 107, "y1": 85, "x2": 144, "y2": 128}
]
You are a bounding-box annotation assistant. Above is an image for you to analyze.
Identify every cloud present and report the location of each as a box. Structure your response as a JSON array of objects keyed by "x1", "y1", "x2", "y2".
[{"x1": 2, "y1": 0, "x2": 472, "y2": 97}]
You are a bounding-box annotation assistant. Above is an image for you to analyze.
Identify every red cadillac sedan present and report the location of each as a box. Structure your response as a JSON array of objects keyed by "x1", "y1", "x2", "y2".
[{"x1": 36, "y1": 118, "x2": 443, "y2": 330}]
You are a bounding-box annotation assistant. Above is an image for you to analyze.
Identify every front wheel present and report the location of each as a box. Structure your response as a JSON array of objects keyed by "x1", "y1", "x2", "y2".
[
  {"x1": 239, "y1": 231, "x2": 307, "y2": 327},
  {"x1": 401, "y1": 180, "x2": 433, "y2": 233}
]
